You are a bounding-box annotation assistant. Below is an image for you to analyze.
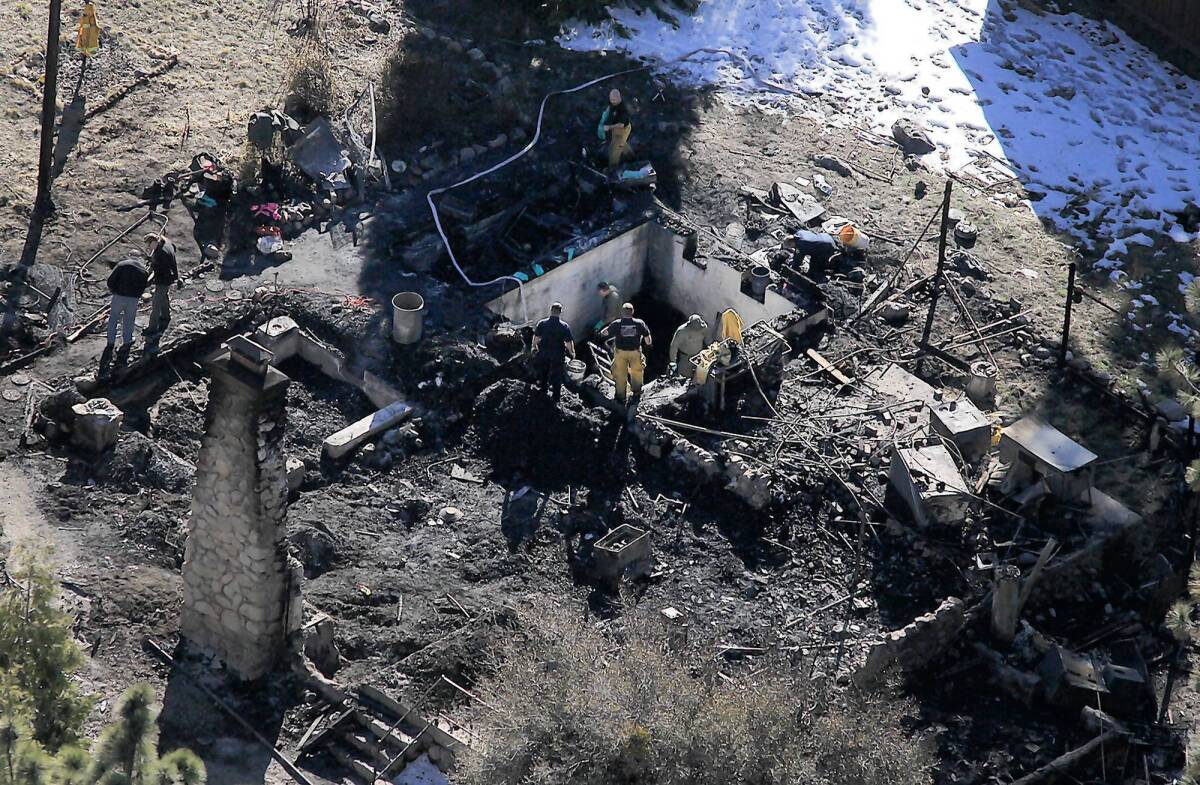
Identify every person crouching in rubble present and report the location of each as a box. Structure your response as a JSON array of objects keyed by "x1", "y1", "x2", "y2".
[
  {"x1": 531, "y1": 302, "x2": 576, "y2": 404},
  {"x1": 600, "y1": 302, "x2": 651, "y2": 405},
  {"x1": 598, "y1": 89, "x2": 632, "y2": 173},
  {"x1": 668, "y1": 314, "x2": 708, "y2": 379},
  {"x1": 782, "y1": 224, "x2": 869, "y2": 277},
  {"x1": 144, "y1": 233, "x2": 181, "y2": 336},
  {"x1": 104, "y1": 256, "x2": 149, "y2": 358},
  {"x1": 782, "y1": 228, "x2": 840, "y2": 277}
]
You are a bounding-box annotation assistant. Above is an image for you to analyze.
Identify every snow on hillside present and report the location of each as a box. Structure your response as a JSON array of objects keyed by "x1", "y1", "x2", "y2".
[{"x1": 560, "y1": 0, "x2": 1200, "y2": 271}]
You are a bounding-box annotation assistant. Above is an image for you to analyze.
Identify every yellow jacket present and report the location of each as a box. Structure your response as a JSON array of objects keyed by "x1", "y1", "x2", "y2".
[
  {"x1": 77, "y1": 3, "x2": 100, "y2": 56},
  {"x1": 718, "y1": 309, "x2": 743, "y2": 343}
]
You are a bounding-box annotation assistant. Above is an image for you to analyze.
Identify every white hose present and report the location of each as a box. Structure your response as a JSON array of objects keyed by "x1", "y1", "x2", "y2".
[{"x1": 426, "y1": 45, "x2": 817, "y2": 325}]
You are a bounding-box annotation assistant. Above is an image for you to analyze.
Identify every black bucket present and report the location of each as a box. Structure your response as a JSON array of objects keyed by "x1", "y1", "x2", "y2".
[{"x1": 749, "y1": 265, "x2": 771, "y2": 299}]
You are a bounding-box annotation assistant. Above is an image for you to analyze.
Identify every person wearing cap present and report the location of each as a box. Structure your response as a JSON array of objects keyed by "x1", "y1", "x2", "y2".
[
  {"x1": 594, "y1": 281, "x2": 622, "y2": 331},
  {"x1": 598, "y1": 88, "x2": 632, "y2": 171},
  {"x1": 668, "y1": 314, "x2": 708, "y2": 378},
  {"x1": 144, "y1": 233, "x2": 181, "y2": 335},
  {"x1": 531, "y1": 302, "x2": 576, "y2": 403},
  {"x1": 600, "y1": 302, "x2": 651, "y2": 404}
]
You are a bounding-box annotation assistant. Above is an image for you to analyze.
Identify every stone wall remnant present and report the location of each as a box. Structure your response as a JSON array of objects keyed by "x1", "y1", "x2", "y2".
[
  {"x1": 854, "y1": 596, "x2": 966, "y2": 686},
  {"x1": 180, "y1": 339, "x2": 303, "y2": 680}
]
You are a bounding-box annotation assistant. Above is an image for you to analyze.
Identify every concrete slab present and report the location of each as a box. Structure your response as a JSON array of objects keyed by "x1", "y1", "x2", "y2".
[
  {"x1": 931, "y1": 398, "x2": 992, "y2": 462},
  {"x1": 889, "y1": 445, "x2": 970, "y2": 527},
  {"x1": 323, "y1": 400, "x2": 413, "y2": 458},
  {"x1": 1087, "y1": 488, "x2": 1142, "y2": 530}
]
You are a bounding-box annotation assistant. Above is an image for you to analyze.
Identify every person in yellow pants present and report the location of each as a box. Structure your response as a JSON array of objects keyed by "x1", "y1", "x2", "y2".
[
  {"x1": 601, "y1": 89, "x2": 632, "y2": 171},
  {"x1": 600, "y1": 302, "x2": 652, "y2": 404}
]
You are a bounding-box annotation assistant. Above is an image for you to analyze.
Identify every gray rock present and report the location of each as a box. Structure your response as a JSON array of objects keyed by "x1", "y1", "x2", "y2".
[
  {"x1": 892, "y1": 117, "x2": 937, "y2": 155},
  {"x1": 1156, "y1": 397, "x2": 1187, "y2": 422},
  {"x1": 286, "y1": 457, "x2": 305, "y2": 494},
  {"x1": 367, "y1": 13, "x2": 390, "y2": 33},
  {"x1": 71, "y1": 398, "x2": 123, "y2": 453},
  {"x1": 812, "y1": 154, "x2": 853, "y2": 177},
  {"x1": 879, "y1": 300, "x2": 911, "y2": 324}
]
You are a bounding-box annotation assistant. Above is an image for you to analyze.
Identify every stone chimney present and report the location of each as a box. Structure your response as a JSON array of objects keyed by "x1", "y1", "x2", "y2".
[{"x1": 181, "y1": 336, "x2": 302, "y2": 679}]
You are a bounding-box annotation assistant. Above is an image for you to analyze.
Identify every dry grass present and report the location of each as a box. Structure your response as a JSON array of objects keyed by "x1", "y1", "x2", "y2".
[
  {"x1": 283, "y1": 42, "x2": 337, "y2": 121},
  {"x1": 459, "y1": 607, "x2": 933, "y2": 785}
]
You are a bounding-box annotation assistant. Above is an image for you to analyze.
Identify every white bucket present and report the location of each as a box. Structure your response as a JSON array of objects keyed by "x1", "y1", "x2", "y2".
[
  {"x1": 391, "y1": 292, "x2": 426, "y2": 345},
  {"x1": 566, "y1": 359, "x2": 586, "y2": 382}
]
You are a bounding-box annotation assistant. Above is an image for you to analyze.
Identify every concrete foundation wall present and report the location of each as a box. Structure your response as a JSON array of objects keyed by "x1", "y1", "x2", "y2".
[
  {"x1": 643, "y1": 223, "x2": 797, "y2": 339},
  {"x1": 487, "y1": 221, "x2": 801, "y2": 336},
  {"x1": 487, "y1": 223, "x2": 652, "y2": 328},
  {"x1": 180, "y1": 358, "x2": 302, "y2": 679}
]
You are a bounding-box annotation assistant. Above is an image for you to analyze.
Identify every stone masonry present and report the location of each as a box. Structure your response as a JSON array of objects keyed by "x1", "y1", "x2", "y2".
[{"x1": 180, "y1": 340, "x2": 303, "y2": 679}]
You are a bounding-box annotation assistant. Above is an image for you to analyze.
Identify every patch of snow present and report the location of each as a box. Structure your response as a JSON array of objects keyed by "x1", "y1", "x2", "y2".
[
  {"x1": 1170, "y1": 224, "x2": 1196, "y2": 243},
  {"x1": 559, "y1": 0, "x2": 1200, "y2": 267},
  {"x1": 393, "y1": 755, "x2": 450, "y2": 785}
]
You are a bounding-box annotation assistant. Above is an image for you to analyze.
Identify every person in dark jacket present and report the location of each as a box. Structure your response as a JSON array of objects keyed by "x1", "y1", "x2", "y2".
[
  {"x1": 594, "y1": 282, "x2": 622, "y2": 331},
  {"x1": 144, "y1": 234, "x2": 181, "y2": 335},
  {"x1": 600, "y1": 89, "x2": 632, "y2": 171},
  {"x1": 531, "y1": 303, "x2": 576, "y2": 403},
  {"x1": 782, "y1": 229, "x2": 841, "y2": 276},
  {"x1": 106, "y1": 257, "x2": 149, "y2": 350}
]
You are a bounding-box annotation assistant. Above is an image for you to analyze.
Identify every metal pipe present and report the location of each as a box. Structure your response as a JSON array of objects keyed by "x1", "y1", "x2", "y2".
[
  {"x1": 1059, "y1": 261, "x2": 1076, "y2": 366},
  {"x1": 918, "y1": 181, "x2": 954, "y2": 360}
]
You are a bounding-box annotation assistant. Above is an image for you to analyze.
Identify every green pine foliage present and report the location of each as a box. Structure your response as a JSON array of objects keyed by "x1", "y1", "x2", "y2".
[
  {"x1": 1157, "y1": 279, "x2": 1200, "y2": 489},
  {"x1": 53, "y1": 749, "x2": 88, "y2": 785},
  {"x1": 154, "y1": 751, "x2": 205, "y2": 785},
  {"x1": 86, "y1": 686, "x2": 159, "y2": 785},
  {"x1": 0, "y1": 558, "x2": 92, "y2": 749},
  {"x1": 0, "y1": 555, "x2": 204, "y2": 785},
  {"x1": 0, "y1": 685, "x2": 207, "y2": 785}
]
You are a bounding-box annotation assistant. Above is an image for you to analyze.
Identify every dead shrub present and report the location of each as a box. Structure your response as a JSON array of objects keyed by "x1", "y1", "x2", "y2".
[
  {"x1": 459, "y1": 607, "x2": 933, "y2": 785},
  {"x1": 284, "y1": 44, "x2": 336, "y2": 121}
]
